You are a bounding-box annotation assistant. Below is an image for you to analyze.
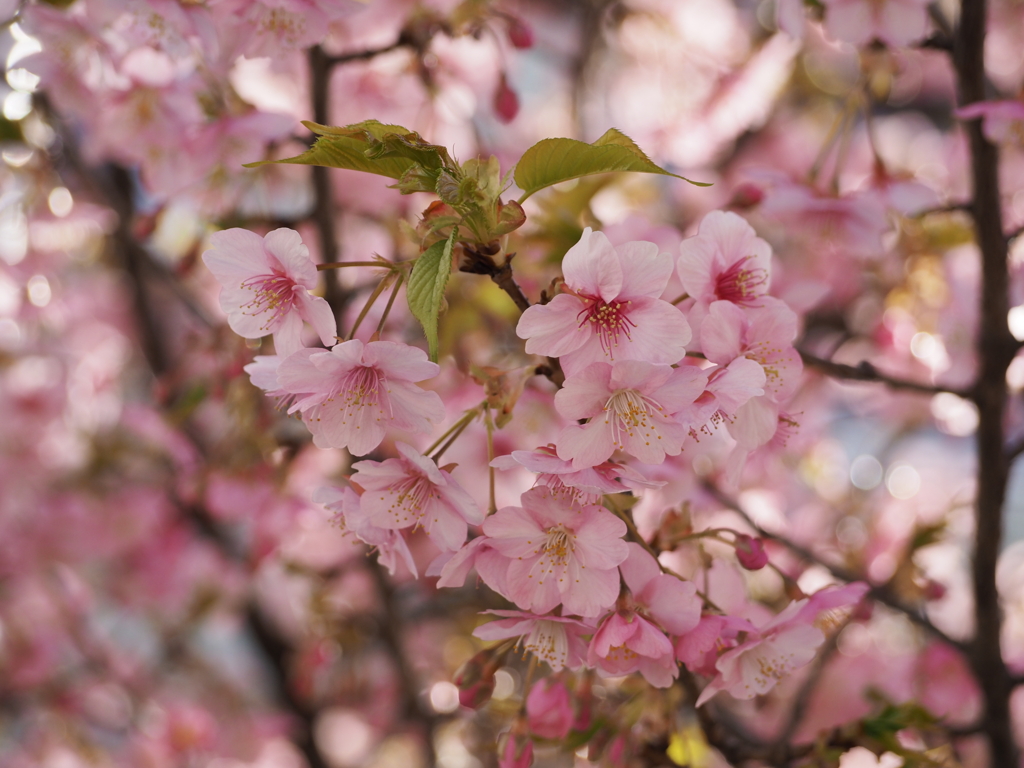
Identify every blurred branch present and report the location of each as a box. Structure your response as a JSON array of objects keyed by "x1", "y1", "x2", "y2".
[
  {"x1": 798, "y1": 349, "x2": 970, "y2": 398},
  {"x1": 367, "y1": 561, "x2": 441, "y2": 767},
  {"x1": 326, "y1": 36, "x2": 412, "y2": 67}
]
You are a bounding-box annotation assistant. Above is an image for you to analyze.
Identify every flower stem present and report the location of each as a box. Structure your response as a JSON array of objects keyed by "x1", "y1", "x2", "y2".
[
  {"x1": 347, "y1": 275, "x2": 394, "y2": 341},
  {"x1": 425, "y1": 404, "x2": 485, "y2": 458},
  {"x1": 374, "y1": 272, "x2": 404, "y2": 338}
]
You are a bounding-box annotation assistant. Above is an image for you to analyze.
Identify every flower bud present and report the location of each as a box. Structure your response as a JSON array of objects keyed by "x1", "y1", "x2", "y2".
[
  {"x1": 727, "y1": 182, "x2": 764, "y2": 209},
  {"x1": 735, "y1": 534, "x2": 768, "y2": 570},
  {"x1": 525, "y1": 677, "x2": 573, "y2": 740},
  {"x1": 507, "y1": 17, "x2": 534, "y2": 48},
  {"x1": 453, "y1": 644, "x2": 508, "y2": 709},
  {"x1": 494, "y1": 74, "x2": 519, "y2": 123},
  {"x1": 498, "y1": 718, "x2": 534, "y2": 768}
]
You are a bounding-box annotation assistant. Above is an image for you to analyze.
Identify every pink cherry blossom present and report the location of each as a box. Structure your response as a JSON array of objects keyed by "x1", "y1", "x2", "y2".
[
  {"x1": 517, "y1": 228, "x2": 691, "y2": 376},
  {"x1": 274, "y1": 340, "x2": 445, "y2": 455},
  {"x1": 554, "y1": 361, "x2": 707, "y2": 469},
  {"x1": 957, "y1": 100, "x2": 1024, "y2": 145},
  {"x1": 203, "y1": 228, "x2": 336, "y2": 356},
  {"x1": 473, "y1": 610, "x2": 591, "y2": 672},
  {"x1": 820, "y1": 0, "x2": 932, "y2": 48},
  {"x1": 700, "y1": 298, "x2": 803, "y2": 402},
  {"x1": 314, "y1": 485, "x2": 417, "y2": 577},
  {"x1": 490, "y1": 445, "x2": 661, "y2": 505},
  {"x1": 696, "y1": 582, "x2": 869, "y2": 705},
  {"x1": 480, "y1": 486, "x2": 629, "y2": 617},
  {"x1": 678, "y1": 211, "x2": 773, "y2": 315},
  {"x1": 587, "y1": 543, "x2": 701, "y2": 687},
  {"x1": 691, "y1": 357, "x2": 767, "y2": 433},
  {"x1": 351, "y1": 442, "x2": 482, "y2": 552}
]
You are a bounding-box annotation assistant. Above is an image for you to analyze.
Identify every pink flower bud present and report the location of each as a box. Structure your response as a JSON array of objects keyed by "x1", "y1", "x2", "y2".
[
  {"x1": 453, "y1": 645, "x2": 508, "y2": 709},
  {"x1": 923, "y1": 579, "x2": 947, "y2": 601},
  {"x1": 494, "y1": 74, "x2": 519, "y2": 123},
  {"x1": 525, "y1": 678, "x2": 573, "y2": 740},
  {"x1": 728, "y1": 182, "x2": 765, "y2": 209},
  {"x1": 498, "y1": 719, "x2": 534, "y2": 768},
  {"x1": 735, "y1": 534, "x2": 768, "y2": 570},
  {"x1": 507, "y1": 17, "x2": 534, "y2": 49}
]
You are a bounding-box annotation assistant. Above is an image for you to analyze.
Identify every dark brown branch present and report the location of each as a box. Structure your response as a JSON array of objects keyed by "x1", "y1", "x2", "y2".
[
  {"x1": 326, "y1": 38, "x2": 410, "y2": 67},
  {"x1": 799, "y1": 349, "x2": 970, "y2": 398},
  {"x1": 308, "y1": 45, "x2": 350, "y2": 325},
  {"x1": 489, "y1": 256, "x2": 532, "y2": 313},
  {"x1": 955, "y1": 0, "x2": 1019, "y2": 763}
]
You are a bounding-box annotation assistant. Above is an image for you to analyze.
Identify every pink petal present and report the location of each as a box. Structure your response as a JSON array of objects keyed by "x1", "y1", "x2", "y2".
[
  {"x1": 263, "y1": 227, "x2": 317, "y2": 286},
  {"x1": 644, "y1": 576, "x2": 701, "y2": 635},
  {"x1": 517, "y1": 294, "x2": 592, "y2": 357},
  {"x1": 563, "y1": 558, "x2": 620, "y2": 616},
  {"x1": 562, "y1": 228, "x2": 622, "y2": 301},
  {"x1": 296, "y1": 290, "x2": 338, "y2": 347},
  {"x1": 573, "y1": 508, "x2": 629, "y2": 569},
  {"x1": 701, "y1": 301, "x2": 746, "y2": 365},
  {"x1": 271, "y1": 308, "x2": 304, "y2": 357},
  {"x1": 615, "y1": 240, "x2": 672, "y2": 299},
  {"x1": 618, "y1": 541, "x2": 661, "y2": 595},
  {"x1": 362, "y1": 341, "x2": 440, "y2": 382},
  {"x1": 554, "y1": 363, "x2": 613, "y2": 421},
  {"x1": 557, "y1": 422, "x2": 616, "y2": 469}
]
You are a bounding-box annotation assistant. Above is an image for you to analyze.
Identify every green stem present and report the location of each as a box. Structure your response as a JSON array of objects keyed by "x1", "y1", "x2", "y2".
[
  {"x1": 347, "y1": 276, "x2": 393, "y2": 341},
  {"x1": 424, "y1": 404, "x2": 484, "y2": 458},
  {"x1": 374, "y1": 273, "x2": 404, "y2": 337}
]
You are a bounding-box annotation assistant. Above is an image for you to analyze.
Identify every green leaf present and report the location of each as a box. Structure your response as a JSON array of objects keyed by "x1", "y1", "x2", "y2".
[
  {"x1": 407, "y1": 228, "x2": 458, "y2": 362},
  {"x1": 513, "y1": 128, "x2": 710, "y2": 201},
  {"x1": 244, "y1": 121, "x2": 448, "y2": 187}
]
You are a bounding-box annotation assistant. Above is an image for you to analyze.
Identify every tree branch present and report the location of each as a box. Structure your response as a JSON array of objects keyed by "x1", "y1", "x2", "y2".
[
  {"x1": 799, "y1": 349, "x2": 970, "y2": 398},
  {"x1": 954, "y1": 0, "x2": 1019, "y2": 762},
  {"x1": 703, "y1": 483, "x2": 967, "y2": 652}
]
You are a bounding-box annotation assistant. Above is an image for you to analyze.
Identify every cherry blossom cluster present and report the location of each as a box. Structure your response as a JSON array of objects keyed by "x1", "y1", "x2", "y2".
[{"x1": 203, "y1": 208, "x2": 864, "y2": 726}]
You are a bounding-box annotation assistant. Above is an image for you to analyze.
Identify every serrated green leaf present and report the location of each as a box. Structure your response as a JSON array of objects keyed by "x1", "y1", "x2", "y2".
[
  {"x1": 513, "y1": 128, "x2": 710, "y2": 201},
  {"x1": 244, "y1": 120, "x2": 434, "y2": 183},
  {"x1": 407, "y1": 228, "x2": 458, "y2": 362}
]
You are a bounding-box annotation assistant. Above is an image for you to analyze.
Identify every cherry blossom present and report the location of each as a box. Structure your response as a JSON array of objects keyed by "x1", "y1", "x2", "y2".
[
  {"x1": 517, "y1": 228, "x2": 691, "y2": 376},
  {"x1": 696, "y1": 583, "x2": 869, "y2": 705},
  {"x1": 678, "y1": 211, "x2": 773, "y2": 323},
  {"x1": 314, "y1": 485, "x2": 417, "y2": 577},
  {"x1": 473, "y1": 610, "x2": 592, "y2": 672},
  {"x1": 554, "y1": 361, "x2": 707, "y2": 468},
  {"x1": 350, "y1": 442, "x2": 482, "y2": 552},
  {"x1": 202, "y1": 228, "x2": 336, "y2": 356},
  {"x1": 587, "y1": 544, "x2": 701, "y2": 687},
  {"x1": 272, "y1": 340, "x2": 445, "y2": 455},
  {"x1": 700, "y1": 297, "x2": 803, "y2": 401},
  {"x1": 490, "y1": 445, "x2": 661, "y2": 505},
  {"x1": 480, "y1": 486, "x2": 629, "y2": 617}
]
